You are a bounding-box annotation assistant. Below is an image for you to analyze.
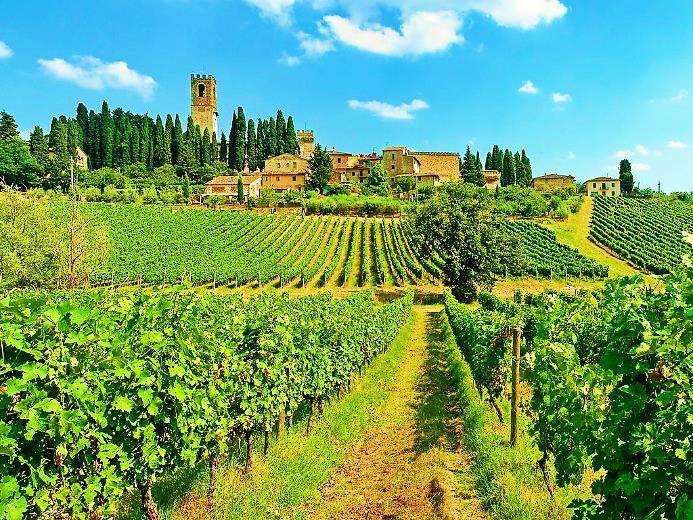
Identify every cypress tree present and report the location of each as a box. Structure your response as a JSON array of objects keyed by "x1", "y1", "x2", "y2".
[
  {"x1": 285, "y1": 116, "x2": 298, "y2": 155},
  {"x1": 262, "y1": 119, "x2": 271, "y2": 160},
  {"x1": 140, "y1": 118, "x2": 151, "y2": 166},
  {"x1": 87, "y1": 110, "x2": 101, "y2": 168},
  {"x1": 165, "y1": 114, "x2": 174, "y2": 164},
  {"x1": 76, "y1": 103, "x2": 88, "y2": 147},
  {"x1": 268, "y1": 117, "x2": 277, "y2": 157},
  {"x1": 100, "y1": 101, "x2": 114, "y2": 168},
  {"x1": 491, "y1": 145, "x2": 503, "y2": 172},
  {"x1": 502, "y1": 149, "x2": 515, "y2": 186},
  {"x1": 172, "y1": 115, "x2": 183, "y2": 164},
  {"x1": 49, "y1": 117, "x2": 69, "y2": 162},
  {"x1": 0, "y1": 111, "x2": 19, "y2": 139},
  {"x1": 233, "y1": 107, "x2": 246, "y2": 171},
  {"x1": 521, "y1": 149, "x2": 532, "y2": 184},
  {"x1": 67, "y1": 119, "x2": 81, "y2": 160},
  {"x1": 202, "y1": 128, "x2": 212, "y2": 166},
  {"x1": 246, "y1": 119, "x2": 257, "y2": 171},
  {"x1": 211, "y1": 132, "x2": 218, "y2": 163},
  {"x1": 276, "y1": 110, "x2": 286, "y2": 153},
  {"x1": 29, "y1": 126, "x2": 49, "y2": 166},
  {"x1": 229, "y1": 111, "x2": 237, "y2": 168},
  {"x1": 130, "y1": 124, "x2": 140, "y2": 164},
  {"x1": 619, "y1": 159, "x2": 634, "y2": 195},
  {"x1": 153, "y1": 115, "x2": 168, "y2": 167},
  {"x1": 475, "y1": 151, "x2": 482, "y2": 170},
  {"x1": 237, "y1": 175, "x2": 244, "y2": 203},
  {"x1": 484, "y1": 152, "x2": 492, "y2": 170},
  {"x1": 194, "y1": 124, "x2": 202, "y2": 167},
  {"x1": 219, "y1": 132, "x2": 228, "y2": 164}
]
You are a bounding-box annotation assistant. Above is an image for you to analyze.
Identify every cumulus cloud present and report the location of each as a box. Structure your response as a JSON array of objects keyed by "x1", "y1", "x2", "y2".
[
  {"x1": 243, "y1": 0, "x2": 298, "y2": 25},
  {"x1": 518, "y1": 80, "x2": 538, "y2": 94},
  {"x1": 466, "y1": 0, "x2": 568, "y2": 29},
  {"x1": 38, "y1": 56, "x2": 157, "y2": 99},
  {"x1": 348, "y1": 98, "x2": 429, "y2": 120},
  {"x1": 324, "y1": 11, "x2": 462, "y2": 56},
  {"x1": 278, "y1": 53, "x2": 301, "y2": 66},
  {"x1": 632, "y1": 162, "x2": 650, "y2": 173},
  {"x1": 671, "y1": 89, "x2": 689, "y2": 102},
  {"x1": 667, "y1": 140, "x2": 688, "y2": 150},
  {"x1": 297, "y1": 31, "x2": 335, "y2": 56},
  {"x1": 552, "y1": 92, "x2": 572, "y2": 103},
  {"x1": 0, "y1": 40, "x2": 12, "y2": 59}
]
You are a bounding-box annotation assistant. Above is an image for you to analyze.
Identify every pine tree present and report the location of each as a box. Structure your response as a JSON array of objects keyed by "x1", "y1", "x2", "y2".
[
  {"x1": 246, "y1": 119, "x2": 257, "y2": 171},
  {"x1": 485, "y1": 152, "x2": 492, "y2": 170},
  {"x1": 76, "y1": 103, "x2": 88, "y2": 147},
  {"x1": 502, "y1": 149, "x2": 515, "y2": 186},
  {"x1": 276, "y1": 110, "x2": 286, "y2": 153},
  {"x1": 28, "y1": 126, "x2": 49, "y2": 166},
  {"x1": 172, "y1": 115, "x2": 183, "y2": 165},
  {"x1": 229, "y1": 111, "x2": 237, "y2": 168},
  {"x1": 219, "y1": 132, "x2": 228, "y2": 164},
  {"x1": 460, "y1": 146, "x2": 475, "y2": 182},
  {"x1": 268, "y1": 117, "x2": 278, "y2": 157},
  {"x1": 521, "y1": 149, "x2": 532, "y2": 184},
  {"x1": 285, "y1": 116, "x2": 298, "y2": 155},
  {"x1": 201, "y1": 128, "x2": 212, "y2": 166},
  {"x1": 100, "y1": 101, "x2": 114, "y2": 168},
  {"x1": 475, "y1": 151, "x2": 482, "y2": 170},
  {"x1": 0, "y1": 111, "x2": 19, "y2": 139},
  {"x1": 233, "y1": 107, "x2": 246, "y2": 171}
]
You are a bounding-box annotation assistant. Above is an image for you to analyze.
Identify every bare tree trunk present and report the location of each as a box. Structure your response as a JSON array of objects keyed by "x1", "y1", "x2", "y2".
[
  {"x1": 538, "y1": 452, "x2": 554, "y2": 497},
  {"x1": 245, "y1": 431, "x2": 253, "y2": 473},
  {"x1": 208, "y1": 456, "x2": 218, "y2": 513},
  {"x1": 490, "y1": 398, "x2": 504, "y2": 423},
  {"x1": 139, "y1": 480, "x2": 160, "y2": 520},
  {"x1": 264, "y1": 429, "x2": 270, "y2": 455}
]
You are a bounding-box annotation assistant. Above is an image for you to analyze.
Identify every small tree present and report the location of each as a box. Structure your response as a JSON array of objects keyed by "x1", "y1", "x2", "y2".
[
  {"x1": 182, "y1": 175, "x2": 191, "y2": 201},
  {"x1": 365, "y1": 162, "x2": 389, "y2": 196},
  {"x1": 237, "y1": 175, "x2": 244, "y2": 203},
  {"x1": 396, "y1": 175, "x2": 416, "y2": 193},
  {"x1": 307, "y1": 144, "x2": 333, "y2": 194},
  {"x1": 619, "y1": 159, "x2": 634, "y2": 195}
]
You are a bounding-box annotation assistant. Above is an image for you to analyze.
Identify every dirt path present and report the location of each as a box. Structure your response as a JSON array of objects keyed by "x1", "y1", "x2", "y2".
[{"x1": 306, "y1": 306, "x2": 486, "y2": 520}]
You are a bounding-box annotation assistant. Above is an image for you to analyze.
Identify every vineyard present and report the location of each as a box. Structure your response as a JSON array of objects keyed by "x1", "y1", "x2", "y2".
[
  {"x1": 48, "y1": 203, "x2": 608, "y2": 289},
  {"x1": 589, "y1": 196, "x2": 693, "y2": 274},
  {"x1": 444, "y1": 265, "x2": 692, "y2": 518},
  {"x1": 0, "y1": 287, "x2": 413, "y2": 518}
]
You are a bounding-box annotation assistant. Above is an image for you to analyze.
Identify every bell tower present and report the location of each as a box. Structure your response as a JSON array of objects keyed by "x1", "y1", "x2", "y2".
[
  {"x1": 297, "y1": 130, "x2": 315, "y2": 159},
  {"x1": 190, "y1": 74, "x2": 218, "y2": 137}
]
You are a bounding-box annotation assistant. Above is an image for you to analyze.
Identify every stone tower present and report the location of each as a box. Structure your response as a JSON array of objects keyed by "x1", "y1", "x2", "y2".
[
  {"x1": 297, "y1": 130, "x2": 314, "y2": 160},
  {"x1": 190, "y1": 74, "x2": 218, "y2": 138}
]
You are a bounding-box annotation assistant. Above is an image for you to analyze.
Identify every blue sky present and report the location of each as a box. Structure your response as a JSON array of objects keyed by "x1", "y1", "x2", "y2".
[{"x1": 1, "y1": 0, "x2": 692, "y2": 191}]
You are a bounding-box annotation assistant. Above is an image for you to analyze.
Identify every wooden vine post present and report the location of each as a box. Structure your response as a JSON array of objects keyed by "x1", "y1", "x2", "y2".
[{"x1": 510, "y1": 326, "x2": 521, "y2": 447}]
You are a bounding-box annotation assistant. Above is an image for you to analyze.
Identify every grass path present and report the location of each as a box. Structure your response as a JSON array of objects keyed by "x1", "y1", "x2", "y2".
[
  {"x1": 305, "y1": 306, "x2": 485, "y2": 520},
  {"x1": 540, "y1": 197, "x2": 639, "y2": 278}
]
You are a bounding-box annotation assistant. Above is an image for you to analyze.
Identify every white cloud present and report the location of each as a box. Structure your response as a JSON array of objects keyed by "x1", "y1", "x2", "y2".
[
  {"x1": 667, "y1": 140, "x2": 688, "y2": 150},
  {"x1": 518, "y1": 80, "x2": 538, "y2": 94},
  {"x1": 672, "y1": 89, "x2": 689, "y2": 102},
  {"x1": 278, "y1": 53, "x2": 301, "y2": 66},
  {"x1": 348, "y1": 98, "x2": 429, "y2": 120},
  {"x1": 567, "y1": 151, "x2": 575, "y2": 160},
  {"x1": 613, "y1": 150, "x2": 634, "y2": 159},
  {"x1": 243, "y1": 0, "x2": 298, "y2": 25},
  {"x1": 297, "y1": 31, "x2": 335, "y2": 56},
  {"x1": 0, "y1": 40, "x2": 12, "y2": 59},
  {"x1": 552, "y1": 92, "x2": 572, "y2": 103},
  {"x1": 323, "y1": 11, "x2": 463, "y2": 56},
  {"x1": 467, "y1": 0, "x2": 568, "y2": 29},
  {"x1": 632, "y1": 162, "x2": 650, "y2": 173},
  {"x1": 635, "y1": 144, "x2": 649, "y2": 156},
  {"x1": 38, "y1": 56, "x2": 157, "y2": 99}
]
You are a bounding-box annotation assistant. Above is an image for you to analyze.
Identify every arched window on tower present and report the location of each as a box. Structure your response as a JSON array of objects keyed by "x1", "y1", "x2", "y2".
[{"x1": 198, "y1": 83, "x2": 206, "y2": 97}]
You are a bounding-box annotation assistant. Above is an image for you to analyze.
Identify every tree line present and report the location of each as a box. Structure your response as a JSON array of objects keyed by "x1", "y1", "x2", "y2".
[{"x1": 484, "y1": 145, "x2": 533, "y2": 187}]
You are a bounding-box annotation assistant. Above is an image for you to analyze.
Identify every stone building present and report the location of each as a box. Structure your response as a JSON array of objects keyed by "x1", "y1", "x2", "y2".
[
  {"x1": 583, "y1": 177, "x2": 621, "y2": 197},
  {"x1": 382, "y1": 147, "x2": 460, "y2": 183},
  {"x1": 482, "y1": 170, "x2": 501, "y2": 190},
  {"x1": 328, "y1": 151, "x2": 379, "y2": 185},
  {"x1": 204, "y1": 175, "x2": 262, "y2": 201},
  {"x1": 297, "y1": 130, "x2": 314, "y2": 160},
  {"x1": 262, "y1": 153, "x2": 309, "y2": 192},
  {"x1": 530, "y1": 173, "x2": 576, "y2": 191},
  {"x1": 190, "y1": 74, "x2": 218, "y2": 138}
]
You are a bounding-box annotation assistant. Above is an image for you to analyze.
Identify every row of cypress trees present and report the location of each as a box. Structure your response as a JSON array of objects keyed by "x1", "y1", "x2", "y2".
[{"x1": 484, "y1": 145, "x2": 533, "y2": 187}]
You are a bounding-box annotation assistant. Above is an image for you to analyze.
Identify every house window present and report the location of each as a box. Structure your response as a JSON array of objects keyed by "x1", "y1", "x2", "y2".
[
  {"x1": 593, "y1": 182, "x2": 597, "y2": 188},
  {"x1": 276, "y1": 176, "x2": 279, "y2": 181},
  {"x1": 198, "y1": 83, "x2": 206, "y2": 97},
  {"x1": 612, "y1": 191, "x2": 615, "y2": 196},
  {"x1": 391, "y1": 165, "x2": 395, "y2": 170},
  {"x1": 391, "y1": 153, "x2": 395, "y2": 160},
  {"x1": 293, "y1": 162, "x2": 296, "y2": 168},
  {"x1": 337, "y1": 157, "x2": 342, "y2": 163},
  {"x1": 292, "y1": 176, "x2": 296, "y2": 181}
]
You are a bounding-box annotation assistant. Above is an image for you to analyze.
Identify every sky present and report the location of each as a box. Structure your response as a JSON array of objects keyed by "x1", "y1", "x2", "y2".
[{"x1": 1, "y1": 0, "x2": 692, "y2": 191}]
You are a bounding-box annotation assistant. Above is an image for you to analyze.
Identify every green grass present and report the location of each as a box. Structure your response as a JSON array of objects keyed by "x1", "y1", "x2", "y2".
[
  {"x1": 120, "y1": 311, "x2": 417, "y2": 520},
  {"x1": 439, "y1": 313, "x2": 590, "y2": 520}
]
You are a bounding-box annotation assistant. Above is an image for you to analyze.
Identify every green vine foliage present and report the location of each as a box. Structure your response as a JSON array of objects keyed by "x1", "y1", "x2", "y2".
[
  {"x1": 445, "y1": 263, "x2": 693, "y2": 519},
  {"x1": 0, "y1": 287, "x2": 413, "y2": 519}
]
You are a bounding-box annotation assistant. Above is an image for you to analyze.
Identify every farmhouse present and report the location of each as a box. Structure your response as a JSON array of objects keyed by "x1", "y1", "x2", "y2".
[
  {"x1": 328, "y1": 151, "x2": 375, "y2": 185},
  {"x1": 531, "y1": 173, "x2": 576, "y2": 191},
  {"x1": 482, "y1": 170, "x2": 501, "y2": 190},
  {"x1": 204, "y1": 174, "x2": 262, "y2": 201},
  {"x1": 382, "y1": 147, "x2": 460, "y2": 183},
  {"x1": 583, "y1": 177, "x2": 621, "y2": 197},
  {"x1": 48, "y1": 146, "x2": 88, "y2": 169},
  {"x1": 262, "y1": 153, "x2": 309, "y2": 193}
]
